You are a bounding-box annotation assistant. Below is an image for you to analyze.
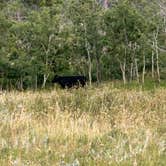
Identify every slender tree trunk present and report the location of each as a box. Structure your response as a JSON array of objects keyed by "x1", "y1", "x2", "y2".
[
  {"x1": 41, "y1": 35, "x2": 53, "y2": 88},
  {"x1": 130, "y1": 62, "x2": 133, "y2": 82},
  {"x1": 94, "y1": 46, "x2": 101, "y2": 84},
  {"x1": 155, "y1": 40, "x2": 160, "y2": 83},
  {"x1": 156, "y1": 48, "x2": 160, "y2": 83},
  {"x1": 84, "y1": 22, "x2": 92, "y2": 86},
  {"x1": 152, "y1": 42, "x2": 155, "y2": 78},
  {"x1": 153, "y1": 29, "x2": 160, "y2": 83},
  {"x1": 96, "y1": 58, "x2": 100, "y2": 84},
  {"x1": 122, "y1": 20, "x2": 128, "y2": 84},
  {"x1": 120, "y1": 61, "x2": 126, "y2": 85},
  {"x1": 142, "y1": 54, "x2": 146, "y2": 84},
  {"x1": 103, "y1": 0, "x2": 109, "y2": 8},
  {"x1": 135, "y1": 58, "x2": 139, "y2": 83},
  {"x1": 16, "y1": 11, "x2": 21, "y2": 21},
  {"x1": 42, "y1": 52, "x2": 48, "y2": 88},
  {"x1": 42, "y1": 74, "x2": 49, "y2": 88},
  {"x1": 87, "y1": 47, "x2": 92, "y2": 86},
  {"x1": 132, "y1": 42, "x2": 137, "y2": 80},
  {"x1": 20, "y1": 76, "x2": 23, "y2": 90}
]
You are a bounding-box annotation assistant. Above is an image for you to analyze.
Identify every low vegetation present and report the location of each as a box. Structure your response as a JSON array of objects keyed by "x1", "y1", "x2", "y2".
[{"x1": 0, "y1": 84, "x2": 165, "y2": 165}]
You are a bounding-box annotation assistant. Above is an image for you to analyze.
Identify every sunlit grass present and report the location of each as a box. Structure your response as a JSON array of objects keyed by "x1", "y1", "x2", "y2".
[{"x1": 0, "y1": 84, "x2": 166, "y2": 165}]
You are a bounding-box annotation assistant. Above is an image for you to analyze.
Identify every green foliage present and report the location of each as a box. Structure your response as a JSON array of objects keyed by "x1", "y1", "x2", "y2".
[{"x1": 0, "y1": 0, "x2": 165, "y2": 89}]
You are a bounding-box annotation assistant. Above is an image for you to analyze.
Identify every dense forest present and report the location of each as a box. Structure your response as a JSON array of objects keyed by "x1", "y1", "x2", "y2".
[{"x1": 0, "y1": 0, "x2": 166, "y2": 90}]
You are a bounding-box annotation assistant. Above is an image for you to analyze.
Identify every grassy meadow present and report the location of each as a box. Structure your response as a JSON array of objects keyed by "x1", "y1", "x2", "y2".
[{"x1": 0, "y1": 83, "x2": 166, "y2": 165}]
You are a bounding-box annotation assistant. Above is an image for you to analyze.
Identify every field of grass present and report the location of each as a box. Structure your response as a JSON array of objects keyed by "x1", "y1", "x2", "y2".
[{"x1": 0, "y1": 84, "x2": 166, "y2": 165}]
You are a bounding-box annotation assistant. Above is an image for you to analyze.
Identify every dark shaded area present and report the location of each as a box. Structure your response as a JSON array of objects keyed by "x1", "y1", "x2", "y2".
[{"x1": 52, "y1": 75, "x2": 87, "y2": 88}]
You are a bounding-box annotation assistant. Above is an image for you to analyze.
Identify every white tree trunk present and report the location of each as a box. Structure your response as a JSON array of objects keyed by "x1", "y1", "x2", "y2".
[
  {"x1": 156, "y1": 46, "x2": 160, "y2": 83},
  {"x1": 152, "y1": 42, "x2": 155, "y2": 78},
  {"x1": 42, "y1": 74, "x2": 49, "y2": 88},
  {"x1": 153, "y1": 29, "x2": 160, "y2": 83},
  {"x1": 87, "y1": 47, "x2": 92, "y2": 86},
  {"x1": 142, "y1": 54, "x2": 146, "y2": 84},
  {"x1": 135, "y1": 58, "x2": 139, "y2": 83},
  {"x1": 120, "y1": 61, "x2": 126, "y2": 85},
  {"x1": 41, "y1": 34, "x2": 54, "y2": 88},
  {"x1": 84, "y1": 22, "x2": 92, "y2": 86}
]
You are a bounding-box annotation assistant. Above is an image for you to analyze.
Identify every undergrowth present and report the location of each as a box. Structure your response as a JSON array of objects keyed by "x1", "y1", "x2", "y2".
[{"x1": 0, "y1": 84, "x2": 165, "y2": 165}]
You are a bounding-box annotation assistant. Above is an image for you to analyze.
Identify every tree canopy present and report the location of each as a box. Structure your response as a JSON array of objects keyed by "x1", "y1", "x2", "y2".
[{"x1": 0, "y1": 0, "x2": 165, "y2": 89}]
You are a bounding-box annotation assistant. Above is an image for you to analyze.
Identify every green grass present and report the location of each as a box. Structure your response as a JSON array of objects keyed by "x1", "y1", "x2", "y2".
[{"x1": 0, "y1": 83, "x2": 165, "y2": 165}]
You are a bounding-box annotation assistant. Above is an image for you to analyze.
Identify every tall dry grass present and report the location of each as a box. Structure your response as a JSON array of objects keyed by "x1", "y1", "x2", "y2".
[{"x1": 0, "y1": 85, "x2": 165, "y2": 165}]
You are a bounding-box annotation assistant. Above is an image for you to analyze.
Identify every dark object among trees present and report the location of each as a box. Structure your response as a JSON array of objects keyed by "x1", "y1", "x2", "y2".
[{"x1": 52, "y1": 75, "x2": 87, "y2": 88}]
